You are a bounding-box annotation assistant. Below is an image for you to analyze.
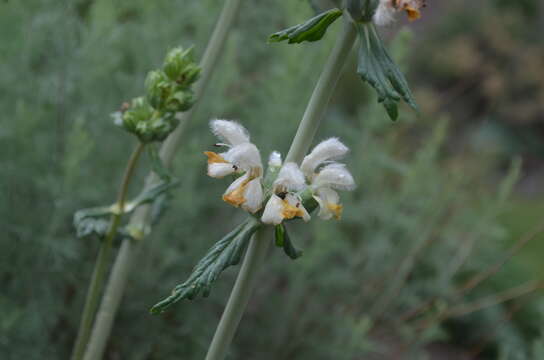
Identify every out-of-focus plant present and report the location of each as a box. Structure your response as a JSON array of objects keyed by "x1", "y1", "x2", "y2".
[
  {"x1": 4, "y1": 1, "x2": 544, "y2": 359},
  {"x1": 78, "y1": 2, "x2": 245, "y2": 360},
  {"x1": 70, "y1": 46, "x2": 200, "y2": 360},
  {"x1": 411, "y1": 0, "x2": 544, "y2": 162}
]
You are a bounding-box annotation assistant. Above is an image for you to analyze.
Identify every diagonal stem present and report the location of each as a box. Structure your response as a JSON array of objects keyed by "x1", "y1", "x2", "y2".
[
  {"x1": 71, "y1": 142, "x2": 145, "y2": 360},
  {"x1": 80, "y1": 2, "x2": 244, "y2": 360},
  {"x1": 204, "y1": 18, "x2": 357, "y2": 360}
]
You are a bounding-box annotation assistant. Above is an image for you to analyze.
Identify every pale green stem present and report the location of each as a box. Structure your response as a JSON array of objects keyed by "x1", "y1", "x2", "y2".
[
  {"x1": 80, "y1": 2, "x2": 243, "y2": 360},
  {"x1": 204, "y1": 228, "x2": 270, "y2": 360},
  {"x1": 204, "y1": 18, "x2": 357, "y2": 360},
  {"x1": 71, "y1": 142, "x2": 145, "y2": 360},
  {"x1": 285, "y1": 19, "x2": 357, "y2": 164}
]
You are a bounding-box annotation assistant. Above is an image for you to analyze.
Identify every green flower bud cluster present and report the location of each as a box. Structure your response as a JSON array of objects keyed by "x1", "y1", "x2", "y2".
[
  {"x1": 115, "y1": 97, "x2": 178, "y2": 143},
  {"x1": 115, "y1": 46, "x2": 201, "y2": 143}
]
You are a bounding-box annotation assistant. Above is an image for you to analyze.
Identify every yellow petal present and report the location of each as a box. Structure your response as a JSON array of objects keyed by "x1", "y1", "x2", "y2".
[
  {"x1": 327, "y1": 203, "x2": 343, "y2": 220},
  {"x1": 405, "y1": 6, "x2": 421, "y2": 21},
  {"x1": 223, "y1": 178, "x2": 250, "y2": 207},
  {"x1": 204, "y1": 151, "x2": 228, "y2": 164},
  {"x1": 281, "y1": 199, "x2": 306, "y2": 220}
]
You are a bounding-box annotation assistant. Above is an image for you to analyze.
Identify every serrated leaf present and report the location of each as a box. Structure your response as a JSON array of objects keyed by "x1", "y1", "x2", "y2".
[
  {"x1": 269, "y1": 8, "x2": 343, "y2": 44},
  {"x1": 73, "y1": 179, "x2": 178, "y2": 240},
  {"x1": 151, "y1": 218, "x2": 261, "y2": 314},
  {"x1": 357, "y1": 23, "x2": 417, "y2": 121},
  {"x1": 73, "y1": 206, "x2": 112, "y2": 238},
  {"x1": 274, "y1": 224, "x2": 303, "y2": 260}
]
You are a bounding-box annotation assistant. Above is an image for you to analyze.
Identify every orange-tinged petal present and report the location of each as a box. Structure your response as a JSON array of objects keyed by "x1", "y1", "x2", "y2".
[
  {"x1": 204, "y1": 151, "x2": 228, "y2": 164},
  {"x1": 223, "y1": 178, "x2": 250, "y2": 207},
  {"x1": 281, "y1": 199, "x2": 306, "y2": 220},
  {"x1": 405, "y1": 6, "x2": 421, "y2": 21}
]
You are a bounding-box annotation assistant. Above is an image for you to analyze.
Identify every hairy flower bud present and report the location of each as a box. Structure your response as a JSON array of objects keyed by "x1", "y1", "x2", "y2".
[
  {"x1": 116, "y1": 97, "x2": 179, "y2": 143},
  {"x1": 145, "y1": 70, "x2": 171, "y2": 110},
  {"x1": 163, "y1": 47, "x2": 201, "y2": 86},
  {"x1": 145, "y1": 69, "x2": 196, "y2": 113}
]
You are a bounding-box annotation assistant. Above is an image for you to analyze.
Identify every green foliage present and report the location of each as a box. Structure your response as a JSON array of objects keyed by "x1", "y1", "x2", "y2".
[
  {"x1": 269, "y1": 8, "x2": 343, "y2": 44},
  {"x1": 73, "y1": 206, "x2": 113, "y2": 239},
  {"x1": 151, "y1": 218, "x2": 261, "y2": 313},
  {"x1": 357, "y1": 23, "x2": 417, "y2": 120},
  {"x1": 73, "y1": 178, "x2": 179, "y2": 240},
  {"x1": 3, "y1": 1, "x2": 544, "y2": 359},
  {"x1": 346, "y1": 0, "x2": 379, "y2": 22},
  {"x1": 275, "y1": 224, "x2": 303, "y2": 259}
]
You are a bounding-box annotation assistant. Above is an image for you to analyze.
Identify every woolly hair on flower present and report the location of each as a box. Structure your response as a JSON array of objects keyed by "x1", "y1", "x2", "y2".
[
  {"x1": 152, "y1": 121, "x2": 357, "y2": 313},
  {"x1": 210, "y1": 119, "x2": 250, "y2": 146},
  {"x1": 300, "y1": 138, "x2": 349, "y2": 178}
]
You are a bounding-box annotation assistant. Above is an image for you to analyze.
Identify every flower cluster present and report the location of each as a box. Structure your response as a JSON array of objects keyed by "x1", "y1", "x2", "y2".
[
  {"x1": 115, "y1": 46, "x2": 201, "y2": 143},
  {"x1": 373, "y1": 0, "x2": 426, "y2": 26},
  {"x1": 205, "y1": 120, "x2": 355, "y2": 225}
]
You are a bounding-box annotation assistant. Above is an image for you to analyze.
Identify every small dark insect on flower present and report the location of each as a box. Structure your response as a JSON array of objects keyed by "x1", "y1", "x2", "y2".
[{"x1": 277, "y1": 191, "x2": 288, "y2": 200}]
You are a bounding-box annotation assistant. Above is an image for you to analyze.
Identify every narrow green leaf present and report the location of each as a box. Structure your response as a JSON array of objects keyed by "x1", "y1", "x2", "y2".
[
  {"x1": 274, "y1": 224, "x2": 285, "y2": 247},
  {"x1": 269, "y1": 8, "x2": 343, "y2": 44},
  {"x1": 275, "y1": 224, "x2": 303, "y2": 260},
  {"x1": 356, "y1": 23, "x2": 417, "y2": 120},
  {"x1": 150, "y1": 218, "x2": 262, "y2": 313}
]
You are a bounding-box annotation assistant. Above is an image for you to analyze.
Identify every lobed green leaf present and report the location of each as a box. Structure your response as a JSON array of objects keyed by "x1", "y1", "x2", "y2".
[
  {"x1": 150, "y1": 218, "x2": 262, "y2": 314},
  {"x1": 356, "y1": 23, "x2": 418, "y2": 120},
  {"x1": 73, "y1": 206, "x2": 112, "y2": 238},
  {"x1": 73, "y1": 179, "x2": 179, "y2": 240},
  {"x1": 269, "y1": 8, "x2": 343, "y2": 44}
]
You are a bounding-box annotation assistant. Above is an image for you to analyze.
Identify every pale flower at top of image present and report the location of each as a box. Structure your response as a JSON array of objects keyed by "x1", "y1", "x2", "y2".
[{"x1": 374, "y1": 0, "x2": 427, "y2": 26}]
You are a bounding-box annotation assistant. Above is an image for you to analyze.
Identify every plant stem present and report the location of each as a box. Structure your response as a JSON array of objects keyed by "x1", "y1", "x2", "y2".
[
  {"x1": 71, "y1": 142, "x2": 145, "y2": 360},
  {"x1": 285, "y1": 19, "x2": 357, "y2": 164},
  {"x1": 205, "y1": 228, "x2": 270, "y2": 360},
  {"x1": 160, "y1": 0, "x2": 243, "y2": 164},
  {"x1": 80, "y1": 2, "x2": 243, "y2": 360},
  {"x1": 204, "y1": 18, "x2": 357, "y2": 360}
]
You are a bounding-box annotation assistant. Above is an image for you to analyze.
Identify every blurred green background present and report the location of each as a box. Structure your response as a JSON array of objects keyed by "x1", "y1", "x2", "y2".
[{"x1": 2, "y1": 0, "x2": 544, "y2": 359}]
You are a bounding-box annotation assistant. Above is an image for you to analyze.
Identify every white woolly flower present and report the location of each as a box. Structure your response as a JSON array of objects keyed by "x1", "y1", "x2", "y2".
[
  {"x1": 205, "y1": 119, "x2": 264, "y2": 213},
  {"x1": 373, "y1": 0, "x2": 396, "y2": 26},
  {"x1": 302, "y1": 139, "x2": 355, "y2": 220},
  {"x1": 373, "y1": 0, "x2": 425, "y2": 26},
  {"x1": 300, "y1": 138, "x2": 348, "y2": 179},
  {"x1": 261, "y1": 162, "x2": 310, "y2": 225}
]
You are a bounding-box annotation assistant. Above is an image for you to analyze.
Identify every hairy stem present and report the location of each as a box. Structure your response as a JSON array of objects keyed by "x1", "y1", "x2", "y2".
[
  {"x1": 80, "y1": 2, "x2": 243, "y2": 360},
  {"x1": 71, "y1": 142, "x2": 145, "y2": 360},
  {"x1": 204, "y1": 18, "x2": 357, "y2": 360},
  {"x1": 285, "y1": 19, "x2": 357, "y2": 164}
]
